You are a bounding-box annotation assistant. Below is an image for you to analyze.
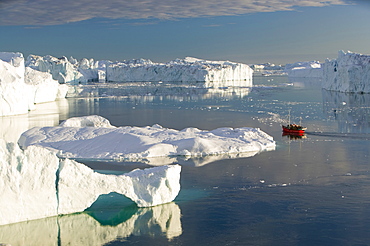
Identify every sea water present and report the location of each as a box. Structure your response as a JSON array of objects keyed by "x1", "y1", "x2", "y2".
[{"x1": 1, "y1": 75, "x2": 370, "y2": 245}]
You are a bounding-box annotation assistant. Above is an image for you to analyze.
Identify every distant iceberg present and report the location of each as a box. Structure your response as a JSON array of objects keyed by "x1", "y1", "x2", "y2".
[
  {"x1": 18, "y1": 115, "x2": 275, "y2": 165},
  {"x1": 322, "y1": 50, "x2": 370, "y2": 93},
  {"x1": 0, "y1": 138, "x2": 181, "y2": 225},
  {"x1": 284, "y1": 61, "x2": 323, "y2": 78},
  {"x1": 106, "y1": 57, "x2": 253, "y2": 87}
]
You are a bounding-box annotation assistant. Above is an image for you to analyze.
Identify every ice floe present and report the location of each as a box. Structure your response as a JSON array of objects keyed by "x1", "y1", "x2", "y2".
[
  {"x1": 18, "y1": 115, "x2": 276, "y2": 165},
  {"x1": 0, "y1": 138, "x2": 181, "y2": 225}
]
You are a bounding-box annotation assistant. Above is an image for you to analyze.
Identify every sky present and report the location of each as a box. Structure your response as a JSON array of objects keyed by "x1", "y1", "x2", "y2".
[{"x1": 1, "y1": 0, "x2": 370, "y2": 64}]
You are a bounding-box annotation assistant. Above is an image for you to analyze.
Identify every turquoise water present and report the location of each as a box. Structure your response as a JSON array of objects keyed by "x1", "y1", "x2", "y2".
[{"x1": 2, "y1": 75, "x2": 370, "y2": 245}]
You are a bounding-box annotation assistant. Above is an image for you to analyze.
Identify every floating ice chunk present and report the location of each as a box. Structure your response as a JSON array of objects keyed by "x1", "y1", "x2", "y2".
[
  {"x1": 0, "y1": 139, "x2": 181, "y2": 225},
  {"x1": 59, "y1": 115, "x2": 114, "y2": 128},
  {"x1": 18, "y1": 116, "x2": 276, "y2": 163},
  {"x1": 58, "y1": 158, "x2": 181, "y2": 214}
]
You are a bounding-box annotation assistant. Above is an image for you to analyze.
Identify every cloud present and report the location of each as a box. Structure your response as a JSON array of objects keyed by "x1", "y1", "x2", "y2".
[{"x1": 0, "y1": 0, "x2": 348, "y2": 26}]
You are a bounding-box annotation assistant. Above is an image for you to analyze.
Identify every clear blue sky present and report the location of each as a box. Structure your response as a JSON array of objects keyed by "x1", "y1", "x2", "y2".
[{"x1": 1, "y1": 0, "x2": 370, "y2": 64}]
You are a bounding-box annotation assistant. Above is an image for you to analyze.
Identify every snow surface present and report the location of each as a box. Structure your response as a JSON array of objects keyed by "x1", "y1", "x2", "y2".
[
  {"x1": 0, "y1": 52, "x2": 68, "y2": 116},
  {"x1": 322, "y1": 50, "x2": 370, "y2": 93},
  {"x1": 18, "y1": 115, "x2": 276, "y2": 165},
  {"x1": 0, "y1": 138, "x2": 181, "y2": 225},
  {"x1": 0, "y1": 202, "x2": 182, "y2": 244},
  {"x1": 284, "y1": 61, "x2": 323, "y2": 78}
]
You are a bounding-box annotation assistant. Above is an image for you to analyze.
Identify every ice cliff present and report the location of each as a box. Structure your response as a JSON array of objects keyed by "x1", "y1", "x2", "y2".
[
  {"x1": 0, "y1": 52, "x2": 67, "y2": 116},
  {"x1": 0, "y1": 139, "x2": 181, "y2": 225},
  {"x1": 322, "y1": 51, "x2": 370, "y2": 93},
  {"x1": 18, "y1": 115, "x2": 275, "y2": 165}
]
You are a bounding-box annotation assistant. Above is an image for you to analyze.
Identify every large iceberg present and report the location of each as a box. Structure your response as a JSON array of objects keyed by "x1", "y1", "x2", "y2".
[
  {"x1": 0, "y1": 139, "x2": 181, "y2": 225},
  {"x1": 0, "y1": 52, "x2": 68, "y2": 116},
  {"x1": 106, "y1": 57, "x2": 253, "y2": 87},
  {"x1": 322, "y1": 51, "x2": 370, "y2": 93},
  {"x1": 18, "y1": 115, "x2": 275, "y2": 165}
]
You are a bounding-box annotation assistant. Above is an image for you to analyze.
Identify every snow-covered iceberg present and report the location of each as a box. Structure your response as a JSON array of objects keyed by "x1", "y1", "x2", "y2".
[
  {"x1": 285, "y1": 61, "x2": 323, "y2": 78},
  {"x1": 18, "y1": 115, "x2": 275, "y2": 165},
  {"x1": 0, "y1": 138, "x2": 181, "y2": 225},
  {"x1": 106, "y1": 57, "x2": 253, "y2": 87},
  {"x1": 322, "y1": 50, "x2": 370, "y2": 93}
]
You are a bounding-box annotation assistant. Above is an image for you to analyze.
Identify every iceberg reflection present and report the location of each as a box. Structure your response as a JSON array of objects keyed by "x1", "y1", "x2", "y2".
[
  {"x1": 0, "y1": 99, "x2": 68, "y2": 143},
  {"x1": 0, "y1": 202, "x2": 182, "y2": 246},
  {"x1": 322, "y1": 90, "x2": 370, "y2": 133},
  {"x1": 67, "y1": 83, "x2": 251, "y2": 101}
]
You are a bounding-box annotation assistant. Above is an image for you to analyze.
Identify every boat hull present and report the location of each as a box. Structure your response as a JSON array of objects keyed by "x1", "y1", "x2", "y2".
[{"x1": 282, "y1": 126, "x2": 306, "y2": 134}]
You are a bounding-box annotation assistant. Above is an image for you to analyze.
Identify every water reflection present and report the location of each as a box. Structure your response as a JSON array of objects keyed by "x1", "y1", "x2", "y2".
[
  {"x1": 0, "y1": 202, "x2": 182, "y2": 246},
  {"x1": 0, "y1": 99, "x2": 68, "y2": 143},
  {"x1": 132, "y1": 151, "x2": 262, "y2": 167},
  {"x1": 322, "y1": 89, "x2": 370, "y2": 133},
  {"x1": 67, "y1": 83, "x2": 251, "y2": 101}
]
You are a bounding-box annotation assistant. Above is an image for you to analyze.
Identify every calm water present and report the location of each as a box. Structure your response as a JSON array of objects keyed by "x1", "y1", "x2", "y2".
[{"x1": 1, "y1": 76, "x2": 370, "y2": 245}]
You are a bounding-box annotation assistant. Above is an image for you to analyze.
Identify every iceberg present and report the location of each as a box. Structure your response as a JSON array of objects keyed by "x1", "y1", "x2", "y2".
[
  {"x1": 285, "y1": 61, "x2": 323, "y2": 78},
  {"x1": 0, "y1": 52, "x2": 68, "y2": 116},
  {"x1": 24, "y1": 53, "x2": 253, "y2": 87},
  {"x1": 107, "y1": 57, "x2": 253, "y2": 87},
  {"x1": 25, "y1": 67, "x2": 68, "y2": 103},
  {"x1": 322, "y1": 51, "x2": 370, "y2": 93},
  {"x1": 0, "y1": 52, "x2": 35, "y2": 116},
  {"x1": 0, "y1": 138, "x2": 181, "y2": 225},
  {"x1": 26, "y1": 55, "x2": 88, "y2": 84},
  {"x1": 251, "y1": 63, "x2": 286, "y2": 76},
  {"x1": 18, "y1": 115, "x2": 275, "y2": 164}
]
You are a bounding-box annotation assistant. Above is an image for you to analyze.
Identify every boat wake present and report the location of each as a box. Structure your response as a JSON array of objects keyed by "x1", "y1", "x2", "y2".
[{"x1": 306, "y1": 132, "x2": 370, "y2": 140}]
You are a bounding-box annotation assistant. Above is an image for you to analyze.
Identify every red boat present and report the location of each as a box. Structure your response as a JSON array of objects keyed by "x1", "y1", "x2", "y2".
[{"x1": 282, "y1": 124, "x2": 307, "y2": 134}]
